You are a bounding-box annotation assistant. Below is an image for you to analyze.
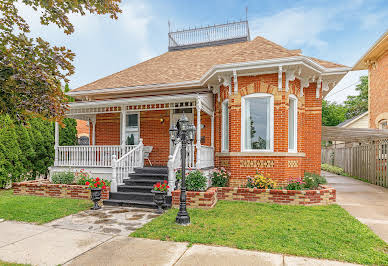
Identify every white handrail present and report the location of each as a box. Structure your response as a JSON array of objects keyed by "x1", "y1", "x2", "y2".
[{"x1": 111, "y1": 139, "x2": 144, "y2": 192}]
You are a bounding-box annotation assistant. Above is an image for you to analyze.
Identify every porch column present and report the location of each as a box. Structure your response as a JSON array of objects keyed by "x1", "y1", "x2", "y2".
[
  {"x1": 54, "y1": 121, "x2": 59, "y2": 166},
  {"x1": 121, "y1": 107, "x2": 126, "y2": 154},
  {"x1": 211, "y1": 112, "x2": 214, "y2": 148},
  {"x1": 196, "y1": 101, "x2": 201, "y2": 169},
  {"x1": 90, "y1": 116, "x2": 96, "y2": 145}
]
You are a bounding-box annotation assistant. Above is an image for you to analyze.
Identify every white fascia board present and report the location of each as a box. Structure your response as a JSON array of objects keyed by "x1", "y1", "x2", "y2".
[{"x1": 68, "y1": 56, "x2": 350, "y2": 97}]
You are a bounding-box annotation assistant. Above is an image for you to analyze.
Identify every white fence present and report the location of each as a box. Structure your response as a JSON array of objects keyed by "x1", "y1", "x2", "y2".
[{"x1": 55, "y1": 145, "x2": 136, "y2": 167}]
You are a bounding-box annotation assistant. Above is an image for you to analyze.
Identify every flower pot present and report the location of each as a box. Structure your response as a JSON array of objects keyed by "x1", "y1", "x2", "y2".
[
  {"x1": 151, "y1": 190, "x2": 167, "y2": 214},
  {"x1": 90, "y1": 188, "x2": 102, "y2": 210}
]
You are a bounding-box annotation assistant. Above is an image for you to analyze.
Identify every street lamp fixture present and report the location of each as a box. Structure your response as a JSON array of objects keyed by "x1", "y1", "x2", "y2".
[{"x1": 169, "y1": 112, "x2": 196, "y2": 225}]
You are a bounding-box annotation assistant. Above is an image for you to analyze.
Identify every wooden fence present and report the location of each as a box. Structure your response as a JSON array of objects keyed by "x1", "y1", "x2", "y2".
[{"x1": 322, "y1": 143, "x2": 388, "y2": 188}]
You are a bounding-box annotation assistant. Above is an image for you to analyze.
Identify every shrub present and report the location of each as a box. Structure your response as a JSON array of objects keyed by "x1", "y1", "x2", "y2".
[
  {"x1": 246, "y1": 171, "x2": 276, "y2": 189},
  {"x1": 186, "y1": 170, "x2": 207, "y2": 191},
  {"x1": 303, "y1": 172, "x2": 327, "y2": 189},
  {"x1": 51, "y1": 171, "x2": 75, "y2": 184},
  {"x1": 75, "y1": 169, "x2": 93, "y2": 185},
  {"x1": 211, "y1": 167, "x2": 230, "y2": 187},
  {"x1": 286, "y1": 177, "x2": 305, "y2": 190},
  {"x1": 85, "y1": 177, "x2": 110, "y2": 189},
  {"x1": 321, "y1": 164, "x2": 344, "y2": 175}
]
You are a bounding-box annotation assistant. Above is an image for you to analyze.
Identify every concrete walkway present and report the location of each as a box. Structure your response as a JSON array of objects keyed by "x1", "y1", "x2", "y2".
[
  {"x1": 0, "y1": 219, "x2": 358, "y2": 266},
  {"x1": 323, "y1": 171, "x2": 388, "y2": 243}
]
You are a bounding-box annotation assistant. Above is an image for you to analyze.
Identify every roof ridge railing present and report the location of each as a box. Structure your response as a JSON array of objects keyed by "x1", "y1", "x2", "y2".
[{"x1": 168, "y1": 20, "x2": 250, "y2": 51}]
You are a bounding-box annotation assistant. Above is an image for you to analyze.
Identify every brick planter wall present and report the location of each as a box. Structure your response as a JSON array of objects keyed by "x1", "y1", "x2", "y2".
[
  {"x1": 172, "y1": 185, "x2": 335, "y2": 208},
  {"x1": 172, "y1": 187, "x2": 217, "y2": 208},
  {"x1": 13, "y1": 180, "x2": 110, "y2": 200}
]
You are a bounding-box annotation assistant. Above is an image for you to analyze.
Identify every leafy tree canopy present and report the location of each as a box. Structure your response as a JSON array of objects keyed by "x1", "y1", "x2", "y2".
[
  {"x1": 322, "y1": 100, "x2": 348, "y2": 126},
  {"x1": 0, "y1": 0, "x2": 121, "y2": 122},
  {"x1": 344, "y1": 76, "x2": 368, "y2": 119}
]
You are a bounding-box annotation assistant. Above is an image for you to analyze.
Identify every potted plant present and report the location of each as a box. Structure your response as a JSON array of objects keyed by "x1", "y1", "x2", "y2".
[
  {"x1": 151, "y1": 180, "x2": 169, "y2": 214},
  {"x1": 85, "y1": 177, "x2": 108, "y2": 210}
]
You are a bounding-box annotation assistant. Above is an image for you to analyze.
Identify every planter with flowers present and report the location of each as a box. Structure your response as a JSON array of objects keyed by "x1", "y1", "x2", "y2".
[
  {"x1": 85, "y1": 177, "x2": 110, "y2": 210},
  {"x1": 152, "y1": 180, "x2": 169, "y2": 213}
]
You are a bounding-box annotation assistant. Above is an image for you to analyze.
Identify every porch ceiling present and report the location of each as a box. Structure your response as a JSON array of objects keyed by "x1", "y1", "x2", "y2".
[{"x1": 67, "y1": 93, "x2": 213, "y2": 119}]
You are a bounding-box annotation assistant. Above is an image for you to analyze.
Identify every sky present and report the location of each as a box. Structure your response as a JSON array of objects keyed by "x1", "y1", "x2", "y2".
[{"x1": 18, "y1": 0, "x2": 388, "y2": 103}]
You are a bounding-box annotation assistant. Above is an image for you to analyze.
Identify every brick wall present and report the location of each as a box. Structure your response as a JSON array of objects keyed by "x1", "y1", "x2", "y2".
[
  {"x1": 95, "y1": 113, "x2": 120, "y2": 145},
  {"x1": 76, "y1": 119, "x2": 89, "y2": 138},
  {"x1": 214, "y1": 73, "x2": 321, "y2": 186},
  {"x1": 172, "y1": 187, "x2": 218, "y2": 208},
  {"x1": 369, "y1": 51, "x2": 388, "y2": 128},
  {"x1": 13, "y1": 180, "x2": 110, "y2": 200}
]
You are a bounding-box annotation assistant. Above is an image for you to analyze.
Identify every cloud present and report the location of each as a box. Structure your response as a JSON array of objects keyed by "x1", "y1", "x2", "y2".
[{"x1": 250, "y1": 7, "x2": 341, "y2": 50}]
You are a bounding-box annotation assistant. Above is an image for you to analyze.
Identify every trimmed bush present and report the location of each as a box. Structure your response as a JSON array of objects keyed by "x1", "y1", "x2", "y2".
[
  {"x1": 303, "y1": 172, "x2": 327, "y2": 189},
  {"x1": 186, "y1": 170, "x2": 207, "y2": 191},
  {"x1": 211, "y1": 168, "x2": 230, "y2": 187},
  {"x1": 51, "y1": 171, "x2": 75, "y2": 184},
  {"x1": 321, "y1": 164, "x2": 345, "y2": 175}
]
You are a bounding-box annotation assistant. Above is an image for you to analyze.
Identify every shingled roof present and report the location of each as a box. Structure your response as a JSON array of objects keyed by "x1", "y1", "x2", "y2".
[{"x1": 72, "y1": 36, "x2": 347, "y2": 93}]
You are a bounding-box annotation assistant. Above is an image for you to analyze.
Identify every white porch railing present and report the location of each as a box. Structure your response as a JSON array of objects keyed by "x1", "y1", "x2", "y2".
[
  {"x1": 111, "y1": 139, "x2": 144, "y2": 192},
  {"x1": 198, "y1": 145, "x2": 215, "y2": 168},
  {"x1": 55, "y1": 145, "x2": 136, "y2": 167}
]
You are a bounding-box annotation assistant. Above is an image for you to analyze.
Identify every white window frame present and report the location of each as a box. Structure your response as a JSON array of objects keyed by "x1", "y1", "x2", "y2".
[
  {"x1": 241, "y1": 93, "x2": 274, "y2": 152},
  {"x1": 288, "y1": 94, "x2": 298, "y2": 153},
  {"x1": 125, "y1": 111, "x2": 140, "y2": 145},
  {"x1": 221, "y1": 99, "x2": 229, "y2": 152}
]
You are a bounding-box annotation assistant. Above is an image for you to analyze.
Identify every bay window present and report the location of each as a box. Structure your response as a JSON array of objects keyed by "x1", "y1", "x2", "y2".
[
  {"x1": 221, "y1": 100, "x2": 229, "y2": 152},
  {"x1": 241, "y1": 93, "x2": 274, "y2": 151},
  {"x1": 288, "y1": 95, "x2": 297, "y2": 152}
]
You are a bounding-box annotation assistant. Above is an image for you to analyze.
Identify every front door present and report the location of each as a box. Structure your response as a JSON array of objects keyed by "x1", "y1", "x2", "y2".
[{"x1": 170, "y1": 108, "x2": 194, "y2": 154}]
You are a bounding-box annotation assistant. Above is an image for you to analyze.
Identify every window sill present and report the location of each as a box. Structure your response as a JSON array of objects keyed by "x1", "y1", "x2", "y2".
[{"x1": 215, "y1": 152, "x2": 306, "y2": 157}]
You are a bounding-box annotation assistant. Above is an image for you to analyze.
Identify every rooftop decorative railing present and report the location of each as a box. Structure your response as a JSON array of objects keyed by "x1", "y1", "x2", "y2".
[{"x1": 168, "y1": 20, "x2": 250, "y2": 51}]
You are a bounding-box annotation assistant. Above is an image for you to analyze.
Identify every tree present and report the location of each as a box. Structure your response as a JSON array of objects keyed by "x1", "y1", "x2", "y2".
[
  {"x1": 344, "y1": 76, "x2": 368, "y2": 119},
  {"x1": 322, "y1": 100, "x2": 348, "y2": 126},
  {"x1": 0, "y1": 0, "x2": 121, "y2": 122},
  {"x1": 60, "y1": 118, "x2": 77, "y2": 146},
  {"x1": 15, "y1": 123, "x2": 36, "y2": 179}
]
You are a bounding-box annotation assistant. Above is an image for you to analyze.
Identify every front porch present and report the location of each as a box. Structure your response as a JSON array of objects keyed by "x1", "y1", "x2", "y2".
[{"x1": 51, "y1": 93, "x2": 215, "y2": 194}]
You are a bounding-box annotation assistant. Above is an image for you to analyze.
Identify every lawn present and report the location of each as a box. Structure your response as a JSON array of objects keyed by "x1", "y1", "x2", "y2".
[
  {"x1": 132, "y1": 201, "x2": 388, "y2": 265},
  {"x1": 0, "y1": 189, "x2": 92, "y2": 224},
  {"x1": 0, "y1": 260, "x2": 29, "y2": 266}
]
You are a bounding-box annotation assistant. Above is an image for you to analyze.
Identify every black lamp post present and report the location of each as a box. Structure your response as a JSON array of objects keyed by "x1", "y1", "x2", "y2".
[{"x1": 169, "y1": 113, "x2": 196, "y2": 225}]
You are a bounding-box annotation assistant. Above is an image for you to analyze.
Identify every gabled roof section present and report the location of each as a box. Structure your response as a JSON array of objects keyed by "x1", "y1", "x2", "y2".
[
  {"x1": 337, "y1": 111, "x2": 369, "y2": 128},
  {"x1": 353, "y1": 30, "x2": 388, "y2": 70},
  {"x1": 71, "y1": 36, "x2": 348, "y2": 94}
]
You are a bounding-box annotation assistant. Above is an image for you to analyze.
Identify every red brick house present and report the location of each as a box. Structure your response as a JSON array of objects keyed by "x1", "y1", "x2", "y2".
[
  {"x1": 51, "y1": 21, "x2": 349, "y2": 202},
  {"x1": 353, "y1": 30, "x2": 388, "y2": 129}
]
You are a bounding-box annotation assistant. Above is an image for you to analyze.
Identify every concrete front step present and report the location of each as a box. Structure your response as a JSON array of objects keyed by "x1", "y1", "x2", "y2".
[
  {"x1": 118, "y1": 185, "x2": 153, "y2": 193},
  {"x1": 128, "y1": 173, "x2": 168, "y2": 181},
  {"x1": 134, "y1": 167, "x2": 168, "y2": 175},
  {"x1": 103, "y1": 197, "x2": 172, "y2": 209},
  {"x1": 124, "y1": 179, "x2": 162, "y2": 187},
  {"x1": 110, "y1": 191, "x2": 154, "y2": 202}
]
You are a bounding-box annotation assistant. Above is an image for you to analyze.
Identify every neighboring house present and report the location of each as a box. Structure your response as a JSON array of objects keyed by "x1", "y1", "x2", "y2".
[
  {"x1": 353, "y1": 30, "x2": 388, "y2": 129},
  {"x1": 333, "y1": 112, "x2": 369, "y2": 147},
  {"x1": 51, "y1": 21, "x2": 349, "y2": 204},
  {"x1": 76, "y1": 119, "x2": 90, "y2": 145}
]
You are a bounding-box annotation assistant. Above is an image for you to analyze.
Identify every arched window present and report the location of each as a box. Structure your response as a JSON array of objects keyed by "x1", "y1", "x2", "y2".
[
  {"x1": 379, "y1": 119, "x2": 388, "y2": 129},
  {"x1": 288, "y1": 95, "x2": 298, "y2": 152},
  {"x1": 241, "y1": 93, "x2": 274, "y2": 152}
]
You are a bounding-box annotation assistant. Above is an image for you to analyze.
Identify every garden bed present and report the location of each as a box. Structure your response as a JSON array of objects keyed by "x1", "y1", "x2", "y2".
[
  {"x1": 13, "y1": 180, "x2": 110, "y2": 200},
  {"x1": 172, "y1": 185, "x2": 335, "y2": 208}
]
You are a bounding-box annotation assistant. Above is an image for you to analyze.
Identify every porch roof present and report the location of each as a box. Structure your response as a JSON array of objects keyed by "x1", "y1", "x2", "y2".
[{"x1": 67, "y1": 93, "x2": 213, "y2": 119}]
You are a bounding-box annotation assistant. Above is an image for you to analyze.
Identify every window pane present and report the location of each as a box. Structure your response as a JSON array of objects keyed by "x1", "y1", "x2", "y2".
[
  {"x1": 245, "y1": 97, "x2": 270, "y2": 150},
  {"x1": 288, "y1": 98, "x2": 296, "y2": 150},
  {"x1": 126, "y1": 114, "x2": 138, "y2": 128},
  {"x1": 222, "y1": 101, "x2": 229, "y2": 151}
]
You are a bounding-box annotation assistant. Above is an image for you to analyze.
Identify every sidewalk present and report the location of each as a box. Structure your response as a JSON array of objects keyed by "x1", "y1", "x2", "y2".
[
  {"x1": 323, "y1": 171, "x2": 388, "y2": 243},
  {"x1": 0, "y1": 220, "x2": 358, "y2": 266}
]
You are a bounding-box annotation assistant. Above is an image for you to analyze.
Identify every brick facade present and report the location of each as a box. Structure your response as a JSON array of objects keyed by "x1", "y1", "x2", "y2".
[
  {"x1": 369, "y1": 51, "x2": 388, "y2": 128},
  {"x1": 13, "y1": 180, "x2": 110, "y2": 200},
  {"x1": 172, "y1": 186, "x2": 336, "y2": 208}
]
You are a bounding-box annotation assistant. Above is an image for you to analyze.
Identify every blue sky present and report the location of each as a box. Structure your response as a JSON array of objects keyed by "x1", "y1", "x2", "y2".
[{"x1": 19, "y1": 0, "x2": 388, "y2": 103}]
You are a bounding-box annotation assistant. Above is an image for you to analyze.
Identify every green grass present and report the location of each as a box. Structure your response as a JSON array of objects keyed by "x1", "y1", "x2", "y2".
[
  {"x1": 0, "y1": 189, "x2": 92, "y2": 224},
  {"x1": 0, "y1": 260, "x2": 29, "y2": 266},
  {"x1": 131, "y1": 201, "x2": 388, "y2": 265}
]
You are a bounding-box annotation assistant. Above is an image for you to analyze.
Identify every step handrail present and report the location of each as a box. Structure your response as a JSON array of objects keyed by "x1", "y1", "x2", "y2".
[
  {"x1": 111, "y1": 139, "x2": 144, "y2": 192},
  {"x1": 167, "y1": 142, "x2": 182, "y2": 195}
]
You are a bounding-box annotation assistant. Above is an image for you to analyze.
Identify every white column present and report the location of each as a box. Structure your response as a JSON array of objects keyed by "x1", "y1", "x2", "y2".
[
  {"x1": 54, "y1": 121, "x2": 59, "y2": 166},
  {"x1": 90, "y1": 116, "x2": 96, "y2": 145},
  {"x1": 233, "y1": 70, "x2": 238, "y2": 94},
  {"x1": 211, "y1": 112, "x2": 214, "y2": 148},
  {"x1": 278, "y1": 66, "x2": 282, "y2": 91},
  {"x1": 196, "y1": 101, "x2": 201, "y2": 169},
  {"x1": 121, "y1": 108, "x2": 126, "y2": 155}
]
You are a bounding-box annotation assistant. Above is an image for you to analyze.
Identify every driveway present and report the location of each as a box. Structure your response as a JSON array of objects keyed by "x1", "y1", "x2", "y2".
[{"x1": 323, "y1": 171, "x2": 388, "y2": 243}]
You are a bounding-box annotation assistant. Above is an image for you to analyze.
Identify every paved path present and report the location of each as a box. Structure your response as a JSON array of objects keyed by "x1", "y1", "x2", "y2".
[
  {"x1": 0, "y1": 219, "x2": 358, "y2": 266},
  {"x1": 323, "y1": 171, "x2": 388, "y2": 243}
]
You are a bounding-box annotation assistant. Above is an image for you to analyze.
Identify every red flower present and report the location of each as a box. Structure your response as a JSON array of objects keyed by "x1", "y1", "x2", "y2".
[
  {"x1": 164, "y1": 180, "x2": 167, "y2": 184},
  {"x1": 102, "y1": 185, "x2": 106, "y2": 189},
  {"x1": 156, "y1": 183, "x2": 161, "y2": 188},
  {"x1": 94, "y1": 183, "x2": 98, "y2": 188},
  {"x1": 97, "y1": 181, "x2": 101, "y2": 185},
  {"x1": 96, "y1": 177, "x2": 100, "y2": 181},
  {"x1": 85, "y1": 181, "x2": 90, "y2": 186}
]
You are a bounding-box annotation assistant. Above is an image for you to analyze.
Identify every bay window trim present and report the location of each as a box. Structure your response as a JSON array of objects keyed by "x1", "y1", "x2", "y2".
[
  {"x1": 221, "y1": 99, "x2": 229, "y2": 152},
  {"x1": 241, "y1": 93, "x2": 274, "y2": 152},
  {"x1": 288, "y1": 94, "x2": 298, "y2": 153}
]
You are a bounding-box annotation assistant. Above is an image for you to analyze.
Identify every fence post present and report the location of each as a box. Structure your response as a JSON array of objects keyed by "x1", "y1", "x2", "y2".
[{"x1": 111, "y1": 155, "x2": 118, "y2": 193}]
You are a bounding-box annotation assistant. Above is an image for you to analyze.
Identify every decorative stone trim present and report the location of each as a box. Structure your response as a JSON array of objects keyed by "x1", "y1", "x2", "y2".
[
  {"x1": 171, "y1": 186, "x2": 336, "y2": 208},
  {"x1": 220, "y1": 159, "x2": 229, "y2": 167},
  {"x1": 172, "y1": 187, "x2": 217, "y2": 209},
  {"x1": 13, "y1": 180, "x2": 110, "y2": 200},
  {"x1": 240, "y1": 160, "x2": 274, "y2": 168},
  {"x1": 216, "y1": 152, "x2": 306, "y2": 157},
  {"x1": 288, "y1": 160, "x2": 298, "y2": 167}
]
